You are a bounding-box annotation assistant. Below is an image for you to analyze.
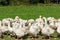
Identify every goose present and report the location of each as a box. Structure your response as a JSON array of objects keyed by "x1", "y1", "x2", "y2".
[
  {"x1": 14, "y1": 16, "x2": 20, "y2": 23},
  {"x1": 15, "y1": 16, "x2": 19, "y2": 21},
  {"x1": 56, "y1": 19, "x2": 60, "y2": 37},
  {"x1": 47, "y1": 17, "x2": 57, "y2": 29},
  {"x1": 28, "y1": 19, "x2": 34, "y2": 27},
  {"x1": 35, "y1": 16, "x2": 44, "y2": 25},
  {"x1": 1, "y1": 21, "x2": 9, "y2": 34},
  {"x1": 0, "y1": 21, "x2": 3, "y2": 38},
  {"x1": 12, "y1": 22, "x2": 29, "y2": 40},
  {"x1": 41, "y1": 17, "x2": 55, "y2": 39},
  {"x1": 20, "y1": 20, "x2": 28, "y2": 28},
  {"x1": 29, "y1": 22, "x2": 40, "y2": 40},
  {"x1": 7, "y1": 21, "x2": 14, "y2": 36}
]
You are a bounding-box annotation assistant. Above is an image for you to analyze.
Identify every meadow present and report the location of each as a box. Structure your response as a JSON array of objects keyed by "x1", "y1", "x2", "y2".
[{"x1": 0, "y1": 4, "x2": 60, "y2": 40}]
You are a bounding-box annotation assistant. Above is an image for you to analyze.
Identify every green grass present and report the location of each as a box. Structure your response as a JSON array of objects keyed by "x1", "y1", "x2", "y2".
[
  {"x1": 0, "y1": 4, "x2": 60, "y2": 40},
  {"x1": 0, "y1": 4, "x2": 60, "y2": 20}
]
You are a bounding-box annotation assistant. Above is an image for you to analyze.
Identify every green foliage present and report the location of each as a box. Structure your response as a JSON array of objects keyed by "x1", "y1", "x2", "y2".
[
  {"x1": 29, "y1": 0, "x2": 39, "y2": 4},
  {"x1": 0, "y1": 0, "x2": 54, "y2": 5}
]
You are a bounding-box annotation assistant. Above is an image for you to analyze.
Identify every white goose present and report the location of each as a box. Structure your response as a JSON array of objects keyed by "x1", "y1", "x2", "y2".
[
  {"x1": 41, "y1": 17, "x2": 55, "y2": 39},
  {"x1": 47, "y1": 17, "x2": 57, "y2": 29},
  {"x1": 29, "y1": 22, "x2": 40, "y2": 40},
  {"x1": 56, "y1": 20, "x2": 60, "y2": 37},
  {"x1": 1, "y1": 21, "x2": 8, "y2": 34},
  {"x1": 35, "y1": 16, "x2": 44, "y2": 24},
  {"x1": 0, "y1": 21, "x2": 3, "y2": 38},
  {"x1": 7, "y1": 21, "x2": 14, "y2": 36},
  {"x1": 28, "y1": 19, "x2": 34, "y2": 27},
  {"x1": 12, "y1": 22, "x2": 28, "y2": 40},
  {"x1": 14, "y1": 16, "x2": 20, "y2": 23},
  {"x1": 2, "y1": 18, "x2": 13, "y2": 25}
]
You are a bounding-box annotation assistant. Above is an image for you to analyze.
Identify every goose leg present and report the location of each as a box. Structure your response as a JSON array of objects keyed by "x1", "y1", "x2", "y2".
[
  {"x1": 35, "y1": 37, "x2": 37, "y2": 40},
  {"x1": 15, "y1": 39, "x2": 18, "y2": 40},
  {"x1": 48, "y1": 36, "x2": 50, "y2": 40},
  {"x1": 31, "y1": 37, "x2": 35, "y2": 40},
  {"x1": 20, "y1": 38, "x2": 23, "y2": 40},
  {"x1": 15, "y1": 35, "x2": 18, "y2": 40},
  {"x1": 31, "y1": 37, "x2": 34, "y2": 40}
]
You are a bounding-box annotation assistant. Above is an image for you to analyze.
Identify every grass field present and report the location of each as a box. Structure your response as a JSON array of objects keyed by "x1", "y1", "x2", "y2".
[
  {"x1": 0, "y1": 4, "x2": 60, "y2": 40},
  {"x1": 0, "y1": 4, "x2": 60, "y2": 20}
]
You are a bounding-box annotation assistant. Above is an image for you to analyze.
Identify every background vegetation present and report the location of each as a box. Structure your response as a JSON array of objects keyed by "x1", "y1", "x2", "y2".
[{"x1": 0, "y1": 0, "x2": 60, "y2": 6}]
